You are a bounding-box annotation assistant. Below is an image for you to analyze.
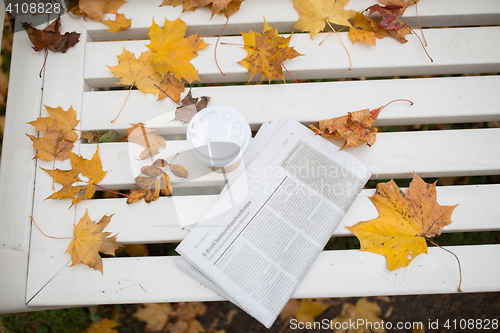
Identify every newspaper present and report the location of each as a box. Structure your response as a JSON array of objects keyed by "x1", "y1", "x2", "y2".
[{"x1": 176, "y1": 118, "x2": 371, "y2": 328}]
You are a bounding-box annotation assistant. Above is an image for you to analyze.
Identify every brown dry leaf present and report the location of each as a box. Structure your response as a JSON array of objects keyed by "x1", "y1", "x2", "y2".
[
  {"x1": 366, "y1": 4, "x2": 412, "y2": 43},
  {"x1": 66, "y1": 210, "x2": 120, "y2": 274},
  {"x1": 146, "y1": 18, "x2": 208, "y2": 83},
  {"x1": 161, "y1": 0, "x2": 245, "y2": 18},
  {"x1": 78, "y1": 0, "x2": 127, "y2": 22},
  {"x1": 81, "y1": 318, "x2": 120, "y2": 333},
  {"x1": 125, "y1": 123, "x2": 166, "y2": 160},
  {"x1": 22, "y1": 17, "x2": 80, "y2": 53},
  {"x1": 134, "y1": 303, "x2": 173, "y2": 332},
  {"x1": 28, "y1": 105, "x2": 80, "y2": 142},
  {"x1": 292, "y1": 0, "x2": 356, "y2": 38},
  {"x1": 42, "y1": 147, "x2": 107, "y2": 207},
  {"x1": 27, "y1": 122, "x2": 74, "y2": 161},
  {"x1": 104, "y1": 13, "x2": 132, "y2": 33},
  {"x1": 127, "y1": 159, "x2": 173, "y2": 204},
  {"x1": 332, "y1": 298, "x2": 385, "y2": 333},
  {"x1": 310, "y1": 100, "x2": 411, "y2": 149},
  {"x1": 347, "y1": 173, "x2": 458, "y2": 272},
  {"x1": 239, "y1": 21, "x2": 302, "y2": 83},
  {"x1": 157, "y1": 73, "x2": 185, "y2": 102},
  {"x1": 108, "y1": 48, "x2": 163, "y2": 95}
]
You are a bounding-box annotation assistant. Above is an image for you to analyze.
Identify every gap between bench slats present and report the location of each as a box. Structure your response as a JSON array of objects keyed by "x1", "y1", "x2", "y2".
[
  {"x1": 80, "y1": 128, "x2": 500, "y2": 189},
  {"x1": 75, "y1": 184, "x2": 500, "y2": 244},
  {"x1": 27, "y1": 244, "x2": 500, "y2": 306},
  {"x1": 78, "y1": 0, "x2": 500, "y2": 41},
  {"x1": 80, "y1": 75, "x2": 500, "y2": 133},
  {"x1": 84, "y1": 27, "x2": 500, "y2": 87}
]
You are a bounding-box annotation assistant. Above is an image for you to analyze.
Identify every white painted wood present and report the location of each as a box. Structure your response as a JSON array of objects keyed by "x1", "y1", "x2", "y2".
[
  {"x1": 81, "y1": 128, "x2": 500, "y2": 190},
  {"x1": 27, "y1": 244, "x2": 500, "y2": 306},
  {"x1": 0, "y1": 0, "x2": 497, "y2": 313},
  {"x1": 77, "y1": 0, "x2": 500, "y2": 41},
  {"x1": 84, "y1": 26, "x2": 500, "y2": 87},
  {"x1": 72, "y1": 184, "x2": 500, "y2": 244},
  {"x1": 80, "y1": 75, "x2": 500, "y2": 133}
]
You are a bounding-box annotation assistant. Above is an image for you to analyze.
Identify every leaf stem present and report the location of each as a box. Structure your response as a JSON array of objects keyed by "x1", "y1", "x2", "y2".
[
  {"x1": 111, "y1": 85, "x2": 133, "y2": 123},
  {"x1": 379, "y1": 99, "x2": 413, "y2": 112},
  {"x1": 94, "y1": 184, "x2": 130, "y2": 199},
  {"x1": 426, "y1": 237, "x2": 462, "y2": 292},
  {"x1": 215, "y1": 17, "x2": 229, "y2": 76},
  {"x1": 39, "y1": 48, "x2": 49, "y2": 78},
  {"x1": 30, "y1": 216, "x2": 75, "y2": 240},
  {"x1": 415, "y1": 3, "x2": 427, "y2": 46},
  {"x1": 154, "y1": 83, "x2": 182, "y2": 107},
  {"x1": 409, "y1": 26, "x2": 433, "y2": 62},
  {"x1": 281, "y1": 62, "x2": 298, "y2": 83},
  {"x1": 325, "y1": 21, "x2": 352, "y2": 70}
]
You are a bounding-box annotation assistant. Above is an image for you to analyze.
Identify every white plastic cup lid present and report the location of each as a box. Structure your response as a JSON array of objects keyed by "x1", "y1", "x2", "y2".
[{"x1": 187, "y1": 106, "x2": 251, "y2": 168}]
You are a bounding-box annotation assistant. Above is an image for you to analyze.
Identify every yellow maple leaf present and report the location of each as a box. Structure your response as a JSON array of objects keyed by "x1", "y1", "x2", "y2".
[
  {"x1": 42, "y1": 146, "x2": 107, "y2": 207},
  {"x1": 27, "y1": 122, "x2": 74, "y2": 161},
  {"x1": 292, "y1": 0, "x2": 356, "y2": 38},
  {"x1": 238, "y1": 21, "x2": 302, "y2": 82},
  {"x1": 281, "y1": 299, "x2": 329, "y2": 324},
  {"x1": 331, "y1": 298, "x2": 385, "y2": 333},
  {"x1": 108, "y1": 48, "x2": 163, "y2": 95},
  {"x1": 104, "y1": 13, "x2": 132, "y2": 33},
  {"x1": 348, "y1": 12, "x2": 389, "y2": 46},
  {"x1": 157, "y1": 73, "x2": 185, "y2": 102},
  {"x1": 347, "y1": 173, "x2": 458, "y2": 271},
  {"x1": 81, "y1": 318, "x2": 120, "y2": 333},
  {"x1": 66, "y1": 210, "x2": 119, "y2": 274},
  {"x1": 146, "y1": 18, "x2": 208, "y2": 83},
  {"x1": 28, "y1": 105, "x2": 80, "y2": 142}
]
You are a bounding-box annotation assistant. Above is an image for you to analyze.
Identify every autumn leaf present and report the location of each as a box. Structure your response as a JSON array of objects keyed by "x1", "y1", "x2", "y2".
[
  {"x1": 82, "y1": 318, "x2": 120, "y2": 333},
  {"x1": 366, "y1": 4, "x2": 412, "y2": 43},
  {"x1": 347, "y1": 173, "x2": 458, "y2": 271},
  {"x1": 104, "y1": 13, "x2": 132, "y2": 33},
  {"x1": 134, "y1": 302, "x2": 206, "y2": 333},
  {"x1": 42, "y1": 147, "x2": 107, "y2": 207},
  {"x1": 238, "y1": 21, "x2": 302, "y2": 83},
  {"x1": 310, "y1": 99, "x2": 412, "y2": 150},
  {"x1": 66, "y1": 210, "x2": 119, "y2": 274},
  {"x1": 169, "y1": 89, "x2": 211, "y2": 123},
  {"x1": 160, "y1": 0, "x2": 245, "y2": 18},
  {"x1": 292, "y1": 0, "x2": 356, "y2": 38},
  {"x1": 125, "y1": 123, "x2": 166, "y2": 160},
  {"x1": 22, "y1": 17, "x2": 80, "y2": 53},
  {"x1": 134, "y1": 303, "x2": 173, "y2": 332},
  {"x1": 108, "y1": 48, "x2": 163, "y2": 95},
  {"x1": 146, "y1": 18, "x2": 208, "y2": 83},
  {"x1": 76, "y1": 0, "x2": 127, "y2": 22},
  {"x1": 27, "y1": 122, "x2": 74, "y2": 162},
  {"x1": 157, "y1": 73, "x2": 185, "y2": 102},
  {"x1": 28, "y1": 105, "x2": 80, "y2": 142},
  {"x1": 331, "y1": 298, "x2": 385, "y2": 333},
  {"x1": 348, "y1": 12, "x2": 389, "y2": 46},
  {"x1": 127, "y1": 158, "x2": 173, "y2": 204}
]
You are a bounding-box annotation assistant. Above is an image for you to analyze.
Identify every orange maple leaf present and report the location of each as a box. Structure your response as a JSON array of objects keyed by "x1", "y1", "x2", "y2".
[
  {"x1": 104, "y1": 13, "x2": 132, "y2": 33},
  {"x1": 347, "y1": 173, "x2": 458, "y2": 271},
  {"x1": 66, "y1": 210, "x2": 120, "y2": 274},
  {"x1": 42, "y1": 147, "x2": 107, "y2": 207},
  {"x1": 161, "y1": 0, "x2": 245, "y2": 18},
  {"x1": 310, "y1": 100, "x2": 412, "y2": 149},
  {"x1": 292, "y1": 0, "x2": 356, "y2": 38},
  {"x1": 238, "y1": 21, "x2": 302, "y2": 83},
  {"x1": 28, "y1": 105, "x2": 80, "y2": 142},
  {"x1": 348, "y1": 12, "x2": 389, "y2": 46},
  {"x1": 125, "y1": 123, "x2": 166, "y2": 160},
  {"x1": 27, "y1": 122, "x2": 74, "y2": 162},
  {"x1": 146, "y1": 18, "x2": 208, "y2": 83},
  {"x1": 77, "y1": 0, "x2": 127, "y2": 22}
]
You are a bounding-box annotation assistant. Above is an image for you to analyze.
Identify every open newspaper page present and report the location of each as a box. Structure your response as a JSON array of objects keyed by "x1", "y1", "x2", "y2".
[{"x1": 176, "y1": 118, "x2": 371, "y2": 328}]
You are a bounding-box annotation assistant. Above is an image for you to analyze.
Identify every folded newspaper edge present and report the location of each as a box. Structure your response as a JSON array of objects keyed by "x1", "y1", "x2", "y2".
[{"x1": 176, "y1": 118, "x2": 371, "y2": 328}]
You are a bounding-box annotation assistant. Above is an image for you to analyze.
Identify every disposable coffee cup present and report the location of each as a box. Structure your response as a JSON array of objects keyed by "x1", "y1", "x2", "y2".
[{"x1": 187, "y1": 106, "x2": 251, "y2": 173}]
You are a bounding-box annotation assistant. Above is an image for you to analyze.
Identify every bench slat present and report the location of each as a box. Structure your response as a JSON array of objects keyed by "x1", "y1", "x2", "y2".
[
  {"x1": 84, "y1": 27, "x2": 500, "y2": 87},
  {"x1": 79, "y1": 128, "x2": 500, "y2": 189},
  {"x1": 80, "y1": 0, "x2": 500, "y2": 41},
  {"x1": 80, "y1": 75, "x2": 500, "y2": 133},
  {"x1": 74, "y1": 184, "x2": 500, "y2": 243},
  {"x1": 27, "y1": 244, "x2": 500, "y2": 306}
]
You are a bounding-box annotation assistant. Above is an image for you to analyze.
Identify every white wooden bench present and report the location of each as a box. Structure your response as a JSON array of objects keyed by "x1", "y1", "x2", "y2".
[{"x1": 1, "y1": 0, "x2": 500, "y2": 315}]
